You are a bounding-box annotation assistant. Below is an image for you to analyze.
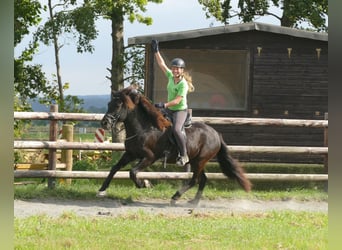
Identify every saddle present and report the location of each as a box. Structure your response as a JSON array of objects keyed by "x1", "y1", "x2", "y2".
[
  {"x1": 159, "y1": 108, "x2": 192, "y2": 167},
  {"x1": 160, "y1": 108, "x2": 192, "y2": 129}
]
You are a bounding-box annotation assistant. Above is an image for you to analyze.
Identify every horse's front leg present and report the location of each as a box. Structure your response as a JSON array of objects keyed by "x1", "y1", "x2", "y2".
[
  {"x1": 129, "y1": 158, "x2": 154, "y2": 188},
  {"x1": 97, "y1": 152, "x2": 133, "y2": 197}
]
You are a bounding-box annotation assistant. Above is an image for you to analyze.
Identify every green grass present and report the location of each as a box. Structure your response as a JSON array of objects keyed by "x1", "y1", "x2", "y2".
[
  {"x1": 16, "y1": 128, "x2": 95, "y2": 141},
  {"x1": 14, "y1": 211, "x2": 327, "y2": 250},
  {"x1": 14, "y1": 179, "x2": 327, "y2": 249},
  {"x1": 14, "y1": 180, "x2": 328, "y2": 202}
]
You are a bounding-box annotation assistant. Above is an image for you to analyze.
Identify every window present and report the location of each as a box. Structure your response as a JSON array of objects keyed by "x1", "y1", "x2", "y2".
[{"x1": 153, "y1": 49, "x2": 250, "y2": 110}]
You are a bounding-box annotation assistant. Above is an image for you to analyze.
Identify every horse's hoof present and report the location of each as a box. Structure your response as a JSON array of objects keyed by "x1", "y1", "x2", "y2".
[
  {"x1": 96, "y1": 191, "x2": 107, "y2": 197},
  {"x1": 188, "y1": 199, "x2": 200, "y2": 207},
  {"x1": 143, "y1": 179, "x2": 153, "y2": 188}
]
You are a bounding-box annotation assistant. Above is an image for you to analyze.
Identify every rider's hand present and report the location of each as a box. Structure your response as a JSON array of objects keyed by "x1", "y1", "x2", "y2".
[
  {"x1": 151, "y1": 39, "x2": 159, "y2": 53},
  {"x1": 154, "y1": 102, "x2": 165, "y2": 109}
]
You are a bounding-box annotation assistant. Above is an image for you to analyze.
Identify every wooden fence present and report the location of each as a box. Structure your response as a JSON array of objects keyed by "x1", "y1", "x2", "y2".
[{"x1": 14, "y1": 105, "x2": 328, "y2": 187}]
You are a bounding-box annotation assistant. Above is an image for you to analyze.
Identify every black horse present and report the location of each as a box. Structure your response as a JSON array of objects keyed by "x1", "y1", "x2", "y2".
[{"x1": 98, "y1": 86, "x2": 251, "y2": 205}]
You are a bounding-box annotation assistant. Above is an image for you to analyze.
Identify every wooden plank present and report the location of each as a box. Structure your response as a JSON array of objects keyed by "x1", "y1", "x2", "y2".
[
  {"x1": 13, "y1": 141, "x2": 328, "y2": 155},
  {"x1": 230, "y1": 146, "x2": 327, "y2": 154},
  {"x1": 14, "y1": 141, "x2": 125, "y2": 150},
  {"x1": 14, "y1": 163, "x2": 66, "y2": 170},
  {"x1": 14, "y1": 112, "x2": 104, "y2": 121},
  {"x1": 13, "y1": 112, "x2": 328, "y2": 128},
  {"x1": 14, "y1": 170, "x2": 328, "y2": 181},
  {"x1": 14, "y1": 181, "x2": 38, "y2": 185},
  {"x1": 193, "y1": 117, "x2": 328, "y2": 128},
  {"x1": 48, "y1": 104, "x2": 58, "y2": 188}
]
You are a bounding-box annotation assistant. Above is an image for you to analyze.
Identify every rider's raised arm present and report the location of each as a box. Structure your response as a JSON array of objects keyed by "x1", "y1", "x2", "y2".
[
  {"x1": 151, "y1": 39, "x2": 169, "y2": 75},
  {"x1": 154, "y1": 51, "x2": 169, "y2": 75}
]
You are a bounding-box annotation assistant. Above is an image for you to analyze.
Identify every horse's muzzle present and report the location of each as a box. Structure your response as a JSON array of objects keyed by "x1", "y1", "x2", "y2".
[{"x1": 100, "y1": 117, "x2": 111, "y2": 130}]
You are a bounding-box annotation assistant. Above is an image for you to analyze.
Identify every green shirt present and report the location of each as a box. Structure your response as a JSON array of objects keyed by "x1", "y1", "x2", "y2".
[{"x1": 166, "y1": 69, "x2": 188, "y2": 111}]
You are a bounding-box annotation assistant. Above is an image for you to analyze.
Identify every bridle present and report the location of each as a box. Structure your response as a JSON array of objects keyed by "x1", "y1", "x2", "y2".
[
  {"x1": 103, "y1": 89, "x2": 141, "y2": 141},
  {"x1": 104, "y1": 113, "x2": 121, "y2": 129},
  {"x1": 102, "y1": 102, "x2": 134, "y2": 141}
]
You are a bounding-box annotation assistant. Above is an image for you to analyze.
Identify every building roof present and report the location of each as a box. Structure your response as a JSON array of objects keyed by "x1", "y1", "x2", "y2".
[{"x1": 128, "y1": 22, "x2": 328, "y2": 45}]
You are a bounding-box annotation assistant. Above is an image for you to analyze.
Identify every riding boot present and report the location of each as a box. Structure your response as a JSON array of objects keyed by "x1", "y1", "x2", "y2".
[{"x1": 176, "y1": 154, "x2": 189, "y2": 166}]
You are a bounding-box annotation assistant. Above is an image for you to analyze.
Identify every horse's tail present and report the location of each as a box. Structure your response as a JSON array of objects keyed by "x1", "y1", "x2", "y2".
[{"x1": 216, "y1": 136, "x2": 252, "y2": 192}]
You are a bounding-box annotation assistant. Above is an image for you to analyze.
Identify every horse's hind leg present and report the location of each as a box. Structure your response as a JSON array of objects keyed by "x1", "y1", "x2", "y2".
[
  {"x1": 183, "y1": 163, "x2": 191, "y2": 172},
  {"x1": 189, "y1": 171, "x2": 207, "y2": 205},
  {"x1": 170, "y1": 172, "x2": 197, "y2": 206}
]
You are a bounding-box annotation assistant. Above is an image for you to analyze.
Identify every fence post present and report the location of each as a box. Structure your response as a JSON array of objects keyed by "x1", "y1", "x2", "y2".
[
  {"x1": 48, "y1": 104, "x2": 58, "y2": 188},
  {"x1": 323, "y1": 112, "x2": 328, "y2": 173},
  {"x1": 324, "y1": 112, "x2": 328, "y2": 192},
  {"x1": 61, "y1": 124, "x2": 74, "y2": 184}
]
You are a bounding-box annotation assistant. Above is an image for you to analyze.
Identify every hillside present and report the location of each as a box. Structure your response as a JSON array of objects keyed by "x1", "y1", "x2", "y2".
[{"x1": 30, "y1": 95, "x2": 110, "y2": 113}]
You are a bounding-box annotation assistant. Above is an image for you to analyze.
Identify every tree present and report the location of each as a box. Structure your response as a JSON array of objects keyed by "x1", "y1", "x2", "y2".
[
  {"x1": 14, "y1": 0, "x2": 48, "y2": 109},
  {"x1": 14, "y1": 0, "x2": 51, "y2": 136},
  {"x1": 90, "y1": 0, "x2": 163, "y2": 92},
  {"x1": 14, "y1": 0, "x2": 89, "y2": 137},
  {"x1": 86, "y1": 0, "x2": 163, "y2": 141},
  {"x1": 34, "y1": 0, "x2": 98, "y2": 112},
  {"x1": 198, "y1": 0, "x2": 328, "y2": 32},
  {"x1": 124, "y1": 44, "x2": 146, "y2": 90}
]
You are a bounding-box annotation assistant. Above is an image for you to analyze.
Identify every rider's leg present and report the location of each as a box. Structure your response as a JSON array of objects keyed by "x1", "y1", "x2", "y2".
[{"x1": 172, "y1": 110, "x2": 189, "y2": 166}]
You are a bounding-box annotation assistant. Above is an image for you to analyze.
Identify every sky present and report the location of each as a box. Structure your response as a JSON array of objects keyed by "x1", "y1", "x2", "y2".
[{"x1": 20, "y1": 0, "x2": 282, "y2": 96}]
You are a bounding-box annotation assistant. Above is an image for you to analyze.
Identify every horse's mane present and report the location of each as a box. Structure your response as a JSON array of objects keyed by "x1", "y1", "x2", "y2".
[
  {"x1": 139, "y1": 95, "x2": 172, "y2": 131},
  {"x1": 121, "y1": 86, "x2": 171, "y2": 131}
]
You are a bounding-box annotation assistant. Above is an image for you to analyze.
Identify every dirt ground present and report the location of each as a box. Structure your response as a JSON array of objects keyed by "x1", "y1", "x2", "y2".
[{"x1": 14, "y1": 198, "x2": 328, "y2": 218}]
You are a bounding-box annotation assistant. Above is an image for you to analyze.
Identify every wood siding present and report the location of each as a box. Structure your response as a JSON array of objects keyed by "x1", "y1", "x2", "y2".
[{"x1": 147, "y1": 30, "x2": 328, "y2": 163}]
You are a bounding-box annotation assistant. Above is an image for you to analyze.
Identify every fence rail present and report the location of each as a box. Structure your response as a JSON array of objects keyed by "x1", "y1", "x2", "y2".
[
  {"x1": 14, "y1": 108, "x2": 328, "y2": 184},
  {"x1": 14, "y1": 111, "x2": 328, "y2": 127},
  {"x1": 14, "y1": 170, "x2": 328, "y2": 181},
  {"x1": 14, "y1": 141, "x2": 328, "y2": 155}
]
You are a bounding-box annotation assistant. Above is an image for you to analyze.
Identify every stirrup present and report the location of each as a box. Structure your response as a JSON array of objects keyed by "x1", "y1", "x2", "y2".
[{"x1": 163, "y1": 150, "x2": 170, "y2": 168}]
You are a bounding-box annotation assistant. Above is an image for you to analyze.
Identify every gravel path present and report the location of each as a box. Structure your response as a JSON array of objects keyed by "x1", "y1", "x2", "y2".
[{"x1": 14, "y1": 198, "x2": 328, "y2": 218}]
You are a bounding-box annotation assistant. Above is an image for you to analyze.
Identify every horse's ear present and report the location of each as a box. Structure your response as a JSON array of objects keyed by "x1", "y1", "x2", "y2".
[
  {"x1": 139, "y1": 96, "x2": 171, "y2": 131},
  {"x1": 130, "y1": 92, "x2": 140, "y2": 105},
  {"x1": 130, "y1": 83, "x2": 140, "y2": 92},
  {"x1": 128, "y1": 85, "x2": 141, "y2": 105}
]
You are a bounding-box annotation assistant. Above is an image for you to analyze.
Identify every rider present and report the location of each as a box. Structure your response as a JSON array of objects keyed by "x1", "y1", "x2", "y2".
[{"x1": 151, "y1": 39, "x2": 194, "y2": 166}]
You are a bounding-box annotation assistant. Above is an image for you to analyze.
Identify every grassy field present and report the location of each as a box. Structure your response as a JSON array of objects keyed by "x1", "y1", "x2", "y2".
[
  {"x1": 15, "y1": 128, "x2": 328, "y2": 249},
  {"x1": 14, "y1": 178, "x2": 328, "y2": 201},
  {"x1": 14, "y1": 210, "x2": 327, "y2": 250},
  {"x1": 14, "y1": 175, "x2": 328, "y2": 250},
  {"x1": 16, "y1": 126, "x2": 102, "y2": 142}
]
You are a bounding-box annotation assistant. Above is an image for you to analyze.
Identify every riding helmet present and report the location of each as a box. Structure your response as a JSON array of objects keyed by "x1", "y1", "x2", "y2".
[{"x1": 171, "y1": 58, "x2": 185, "y2": 68}]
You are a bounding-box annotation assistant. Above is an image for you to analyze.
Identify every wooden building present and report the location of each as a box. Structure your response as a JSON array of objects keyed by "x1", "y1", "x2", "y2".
[{"x1": 128, "y1": 22, "x2": 328, "y2": 163}]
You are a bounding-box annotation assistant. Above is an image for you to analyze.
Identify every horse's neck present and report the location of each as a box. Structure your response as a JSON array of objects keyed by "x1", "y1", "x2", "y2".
[{"x1": 124, "y1": 112, "x2": 152, "y2": 137}]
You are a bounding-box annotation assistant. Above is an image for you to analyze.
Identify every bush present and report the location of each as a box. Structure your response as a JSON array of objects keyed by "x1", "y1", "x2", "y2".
[{"x1": 72, "y1": 159, "x2": 98, "y2": 171}]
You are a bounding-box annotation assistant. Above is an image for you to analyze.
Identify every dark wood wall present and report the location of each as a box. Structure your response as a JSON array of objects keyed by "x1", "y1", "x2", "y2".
[{"x1": 147, "y1": 31, "x2": 328, "y2": 163}]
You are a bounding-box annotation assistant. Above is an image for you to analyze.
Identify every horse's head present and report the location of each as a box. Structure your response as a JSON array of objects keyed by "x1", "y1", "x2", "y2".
[
  {"x1": 101, "y1": 86, "x2": 140, "y2": 130},
  {"x1": 101, "y1": 85, "x2": 171, "y2": 131}
]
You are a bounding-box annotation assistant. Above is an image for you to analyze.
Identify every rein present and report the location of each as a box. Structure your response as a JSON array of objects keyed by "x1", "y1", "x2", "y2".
[
  {"x1": 105, "y1": 111, "x2": 137, "y2": 142},
  {"x1": 125, "y1": 134, "x2": 138, "y2": 141}
]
